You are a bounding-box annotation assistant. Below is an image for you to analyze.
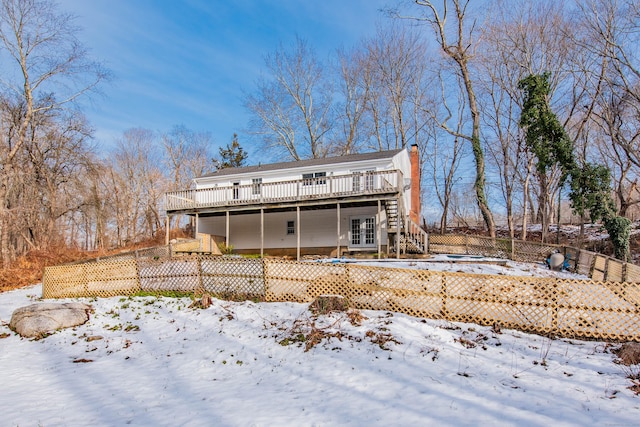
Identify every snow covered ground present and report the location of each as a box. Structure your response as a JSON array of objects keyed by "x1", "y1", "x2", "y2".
[{"x1": 0, "y1": 260, "x2": 638, "y2": 426}]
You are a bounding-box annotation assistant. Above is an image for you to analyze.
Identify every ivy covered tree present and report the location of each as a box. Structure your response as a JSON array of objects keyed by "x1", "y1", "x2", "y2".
[
  {"x1": 569, "y1": 162, "x2": 631, "y2": 261},
  {"x1": 568, "y1": 163, "x2": 613, "y2": 224},
  {"x1": 518, "y1": 73, "x2": 574, "y2": 242},
  {"x1": 519, "y1": 73, "x2": 631, "y2": 260},
  {"x1": 217, "y1": 134, "x2": 248, "y2": 169}
]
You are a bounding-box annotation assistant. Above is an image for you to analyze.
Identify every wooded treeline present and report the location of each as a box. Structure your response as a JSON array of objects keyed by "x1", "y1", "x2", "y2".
[
  {"x1": 2, "y1": 0, "x2": 640, "y2": 267},
  {"x1": 246, "y1": 0, "x2": 640, "y2": 245}
]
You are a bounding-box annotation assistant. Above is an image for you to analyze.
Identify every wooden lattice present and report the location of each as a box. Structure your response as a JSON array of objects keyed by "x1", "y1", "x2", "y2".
[
  {"x1": 201, "y1": 257, "x2": 264, "y2": 297},
  {"x1": 171, "y1": 240, "x2": 201, "y2": 253},
  {"x1": 260, "y1": 259, "x2": 640, "y2": 341},
  {"x1": 43, "y1": 259, "x2": 140, "y2": 298},
  {"x1": 428, "y1": 234, "x2": 640, "y2": 283},
  {"x1": 41, "y1": 238, "x2": 640, "y2": 342}
]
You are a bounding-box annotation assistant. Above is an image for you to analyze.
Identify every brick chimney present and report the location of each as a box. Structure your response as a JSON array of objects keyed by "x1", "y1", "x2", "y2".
[{"x1": 409, "y1": 144, "x2": 421, "y2": 224}]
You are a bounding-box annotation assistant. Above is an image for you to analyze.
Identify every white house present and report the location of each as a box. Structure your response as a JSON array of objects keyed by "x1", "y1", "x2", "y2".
[{"x1": 164, "y1": 146, "x2": 426, "y2": 259}]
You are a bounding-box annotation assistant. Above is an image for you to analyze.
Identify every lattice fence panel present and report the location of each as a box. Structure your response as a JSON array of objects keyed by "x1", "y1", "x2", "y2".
[
  {"x1": 577, "y1": 251, "x2": 595, "y2": 276},
  {"x1": 42, "y1": 264, "x2": 88, "y2": 298},
  {"x1": 84, "y1": 261, "x2": 140, "y2": 297},
  {"x1": 428, "y1": 235, "x2": 468, "y2": 254},
  {"x1": 346, "y1": 265, "x2": 443, "y2": 317},
  {"x1": 96, "y1": 253, "x2": 136, "y2": 262},
  {"x1": 626, "y1": 264, "x2": 640, "y2": 283},
  {"x1": 441, "y1": 274, "x2": 557, "y2": 335},
  {"x1": 135, "y1": 246, "x2": 171, "y2": 259},
  {"x1": 264, "y1": 260, "x2": 347, "y2": 302},
  {"x1": 563, "y1": 247, "x2": 580, "y2": 272},
  {"x1": 556, "y1": 279, "x2": 640, "y2": 339},
  {"x1": 43, "y1": 260, "x2": 139, "y2": 298},
  {"x1": 465, "y1": 236, "x2": 509, "y2": 258},
  {"x1": 42, "y1": 254, "x2": 640, "y2": 342},
  {"x1": 512, "y1": 241, "x2": 558, "y2": 264},
  {"x1": 138, "y1": 257, "x2": 200, "y2": 292},
  {"x1": 592, "y1": 256, "x2": 608, "y2": 281},
  {"x1": 171, "y1": 239, "x2": 200, "y2": 253},
  {"x1": 607, "y1": 260, "x2": 625, "y2": 282},
  {"x1": 200, "y1": 256, "x2": 264, "y2": 296}
]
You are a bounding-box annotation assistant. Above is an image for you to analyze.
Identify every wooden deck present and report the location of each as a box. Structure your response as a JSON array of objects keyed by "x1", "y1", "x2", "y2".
[{"x1": 164, "y1": 170, "x2": 403, "y2": 214}]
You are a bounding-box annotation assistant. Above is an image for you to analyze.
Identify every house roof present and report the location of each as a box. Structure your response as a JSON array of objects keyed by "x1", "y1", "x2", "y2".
[{"x1": 199, "y1": 148, "x2": 405, "y2": 179}]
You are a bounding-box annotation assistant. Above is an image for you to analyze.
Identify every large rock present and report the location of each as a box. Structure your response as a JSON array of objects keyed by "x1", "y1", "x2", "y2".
[{"x1": 10, "y1": 302, "x2": 92, "y2": 338}]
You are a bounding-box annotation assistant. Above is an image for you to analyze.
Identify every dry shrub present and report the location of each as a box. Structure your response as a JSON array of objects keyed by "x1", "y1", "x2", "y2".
[
  {"x1": 611, "y1": 342, "x2": 640, "y2": 395},
  {"x1": 347, "y1": 309, "x2": 366, "y2": 326},
  {"x1": 365, "y1": 329, "x2": 401, "y2": 350},
  {"x1": 309, "y1": 295, "x2": 349, "y2": 315},
  {"x1": 614, "y1": 342, "x2": 640, "y2": 366},
  {"x1": 0, "y1": 235, "x2": 170, "y2": 293},
  {"x1": 189, "y1": 293, "x2": 213, "y2": 309},
  {"x1": 0, "y1": 245, "x2": 86, "y2": 292}
]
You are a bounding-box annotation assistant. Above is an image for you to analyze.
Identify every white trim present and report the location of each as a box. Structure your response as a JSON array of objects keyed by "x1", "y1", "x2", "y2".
[{"x1": 349, "y1": 215, "x2": 376, "y2": 249}]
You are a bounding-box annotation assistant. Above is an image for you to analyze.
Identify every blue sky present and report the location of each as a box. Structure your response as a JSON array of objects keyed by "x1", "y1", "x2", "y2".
[{"x1": 59, "y1": 0, "x2": 392, "y2": 158}]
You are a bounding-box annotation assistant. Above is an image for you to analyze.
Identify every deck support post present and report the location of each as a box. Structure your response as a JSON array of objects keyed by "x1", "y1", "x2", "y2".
[
  {"x1": 165, "y1": 214, "x2": 170, "y2": 245},
  {"x1": 377, "y1": 200, "x2": 381, "y2": 259},
  {"x1": 337, "y1": 203, "x2": 341, "y2": 258},
  {"x1": 396, "y1": 196, "x2": 401, "y2": 259},
  {"x1": 296, "y1": 206, "x2": 301, "y2": 261},
  {"x1": 225, "y1": 211, "x2": 230, "y2": 249},
  {"x1": 260, "y1": 208, "x2": 264, "y2": 258}
]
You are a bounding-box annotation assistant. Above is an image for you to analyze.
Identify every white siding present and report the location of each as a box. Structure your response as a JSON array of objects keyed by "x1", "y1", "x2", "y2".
[
  {"x1": 391, "y1": 150, "x2": 412, "y2": 216},
  {"x1": 198, "y1": 206, "x2": 386, "y2": 250},
  {"x1": 194, "y1": 152, "x2": 409, "y2": 190}
]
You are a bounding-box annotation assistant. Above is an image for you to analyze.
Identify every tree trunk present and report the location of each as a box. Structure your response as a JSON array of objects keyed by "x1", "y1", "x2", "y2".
[
  {"x1": 540, "y1": 173, "x2": 549, "y2": 244},
  {"x1": 0, "y1": 180, "x2": 11, "y2": 266},
  {"x1": 455, "y1": 35, "x2": 495, "y2": 238}
]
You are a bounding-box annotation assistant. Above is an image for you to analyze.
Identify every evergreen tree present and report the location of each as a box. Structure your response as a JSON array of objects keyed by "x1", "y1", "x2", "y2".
[{"x1": 218, "y1": 134, "x2": 248, "y2": 169}]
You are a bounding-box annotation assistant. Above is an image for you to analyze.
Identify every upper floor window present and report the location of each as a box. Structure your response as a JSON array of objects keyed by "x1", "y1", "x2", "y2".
[
  {"x1": 232, "y1": 182, "x2": 240, "y2": 200},
  {"x1": 252, "y1": 178, "x2": 262, "y2": 195},
  {"x1": 352, "y1": 170, "x2": 375, "y2": 192},
  {"x1": 302, "y1": 172, "x2": 326, "y2": 186}
]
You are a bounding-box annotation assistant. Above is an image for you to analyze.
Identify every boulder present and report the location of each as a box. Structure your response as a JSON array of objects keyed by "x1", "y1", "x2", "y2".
[{"x1": 10, "y1": 302, "x2": 92, "y2": 338}]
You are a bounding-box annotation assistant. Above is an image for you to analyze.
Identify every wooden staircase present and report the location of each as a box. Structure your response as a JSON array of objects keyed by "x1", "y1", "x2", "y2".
[{"x1": 385, "y1": 200, "x2": 427, "y2": 255}]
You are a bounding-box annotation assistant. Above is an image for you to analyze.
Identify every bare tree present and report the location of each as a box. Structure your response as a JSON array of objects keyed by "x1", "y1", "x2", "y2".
[
  {"x1": 245, "y1": 37, "x2": 333, "y2": 160},
  {"x1": 476, "y1": 0, "x2": 574, "y2": 239},
  {"x1": 582, "y1": 0, "x2": 640, "y2": 215},
  {"x1": 334, "y1": 46, "x2": 371, "y2": 155},
  {"x1": 361, "y1": 23, "x2": 430, "y2": 151},
  {"x1": 0, "y1": 0, "x2": 106, "y2": 264},
  {"x1": 425, "y1": 81, "x2": 467, "y2": 233},
  {"x1": 111, "y1": 129, "x2": 165, "y2": 246},
  {"x1": 399, "y1": 0, "x2": 496, "y2": 237},
  {"x1": 162, "y1": 125, "x2": 214, "y2": 191}
]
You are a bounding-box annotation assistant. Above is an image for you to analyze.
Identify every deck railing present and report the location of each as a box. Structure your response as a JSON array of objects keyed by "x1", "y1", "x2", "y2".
[{"x1": 165, "y1": 170, "x2": 403, "y2": 212}]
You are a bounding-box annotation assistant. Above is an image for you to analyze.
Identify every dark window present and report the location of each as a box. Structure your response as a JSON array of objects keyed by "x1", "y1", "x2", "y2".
[
  {"x1": 287, "y1": 220, "x2": 295, "y2": 235},
  {"x1": 314, "y1": 171, "x2": 326, "y2": 184},
  {"x1": 302, "y1": 173, "x2": 314, "y2": 186},
  {"x1": 233, "y1": 182, "x2": 240, "y2": 200},
  {"x1": 302, "y1": 172, "x2": 326, "y2": 186},
  {"x1": 252, "y1": 178, "x2": 262, "y2": 195}
]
